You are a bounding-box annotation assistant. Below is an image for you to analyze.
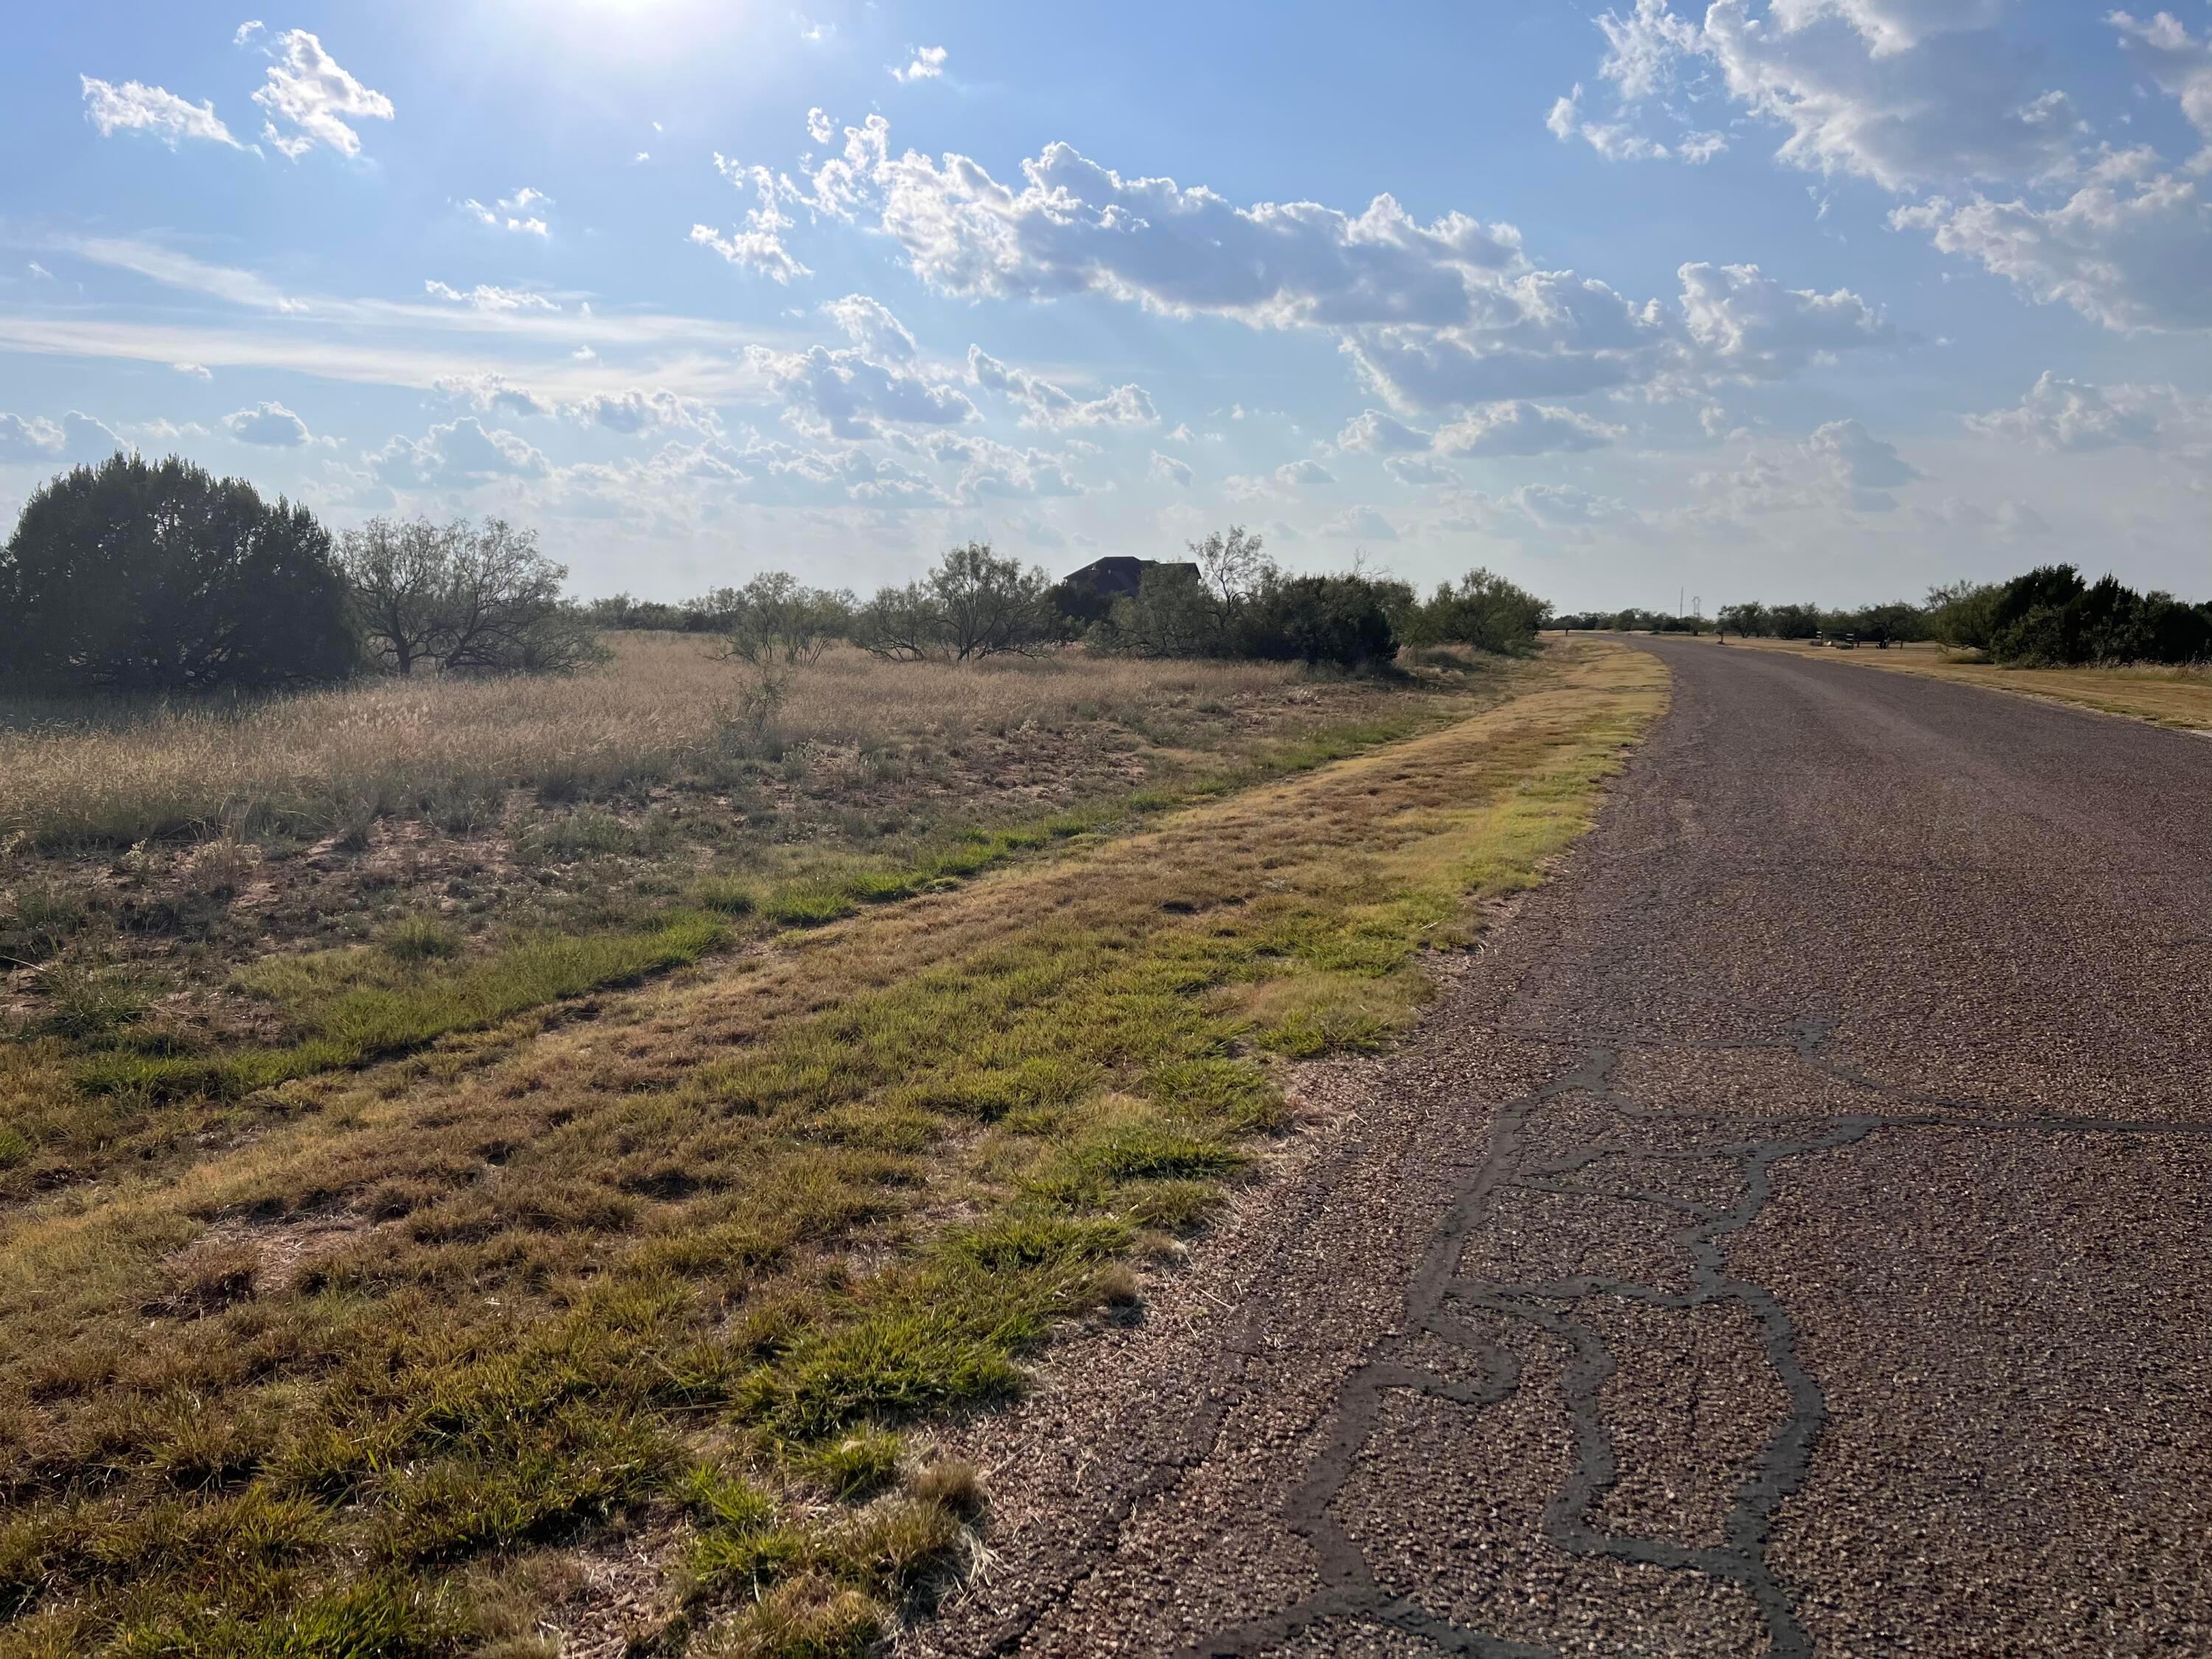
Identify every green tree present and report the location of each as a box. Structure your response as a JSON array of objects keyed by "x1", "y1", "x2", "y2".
[{"x1": 0, "y1": 453, "x2": 355, "y2": 692}]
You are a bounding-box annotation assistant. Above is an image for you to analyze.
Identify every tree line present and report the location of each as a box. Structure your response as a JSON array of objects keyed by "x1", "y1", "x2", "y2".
[
  {"x1": 0, "y1": 454, "x2": 597, "y2": 693},
  {"x1": 1560, "y1": 566, "x2": 2211, "y2": 667},
  {"x1": 0, "y1": 454, "x2": 1554, "y2": 695},
  {"x1": 598, "y1": 529, "x2": 1551, "y2": 672}
]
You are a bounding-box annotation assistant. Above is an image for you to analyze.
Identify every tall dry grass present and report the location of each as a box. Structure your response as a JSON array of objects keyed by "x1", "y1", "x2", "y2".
[{"x1": 0, "y1": 636, "x2": 1312, "y2": 848}]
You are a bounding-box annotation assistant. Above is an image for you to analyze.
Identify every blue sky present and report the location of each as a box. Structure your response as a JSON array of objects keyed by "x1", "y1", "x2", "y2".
[{"x1": 3, "y1": 1, "x2": 2208, "y2": 609}]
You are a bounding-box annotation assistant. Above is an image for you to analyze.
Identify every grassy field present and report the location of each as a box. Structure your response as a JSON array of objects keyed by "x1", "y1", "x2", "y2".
[
  {"x1": 1708, "y1": 636, "x2": 2212, "y2": 731},
  {"x1": 0, "y1": 636, "x2": 1666, "y2": 1655}
]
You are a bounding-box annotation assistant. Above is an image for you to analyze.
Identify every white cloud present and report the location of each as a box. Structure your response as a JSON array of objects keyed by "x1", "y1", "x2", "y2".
[
  {"x1": 807, "y1": 108, "x2": 835, "y2": 145},
  {"x1": 1149, "y1": 451, "x2": 1194, "y2": 486},
  {"x1": 172, "y1": 361, "x2": 212, "y2": 378},
  {"x1": 1432, "y1": 400, "x2": 1622, "y2": 456},
  {"x1": 1274, "y1": 457, "x2": 1336, "y2": 488},
  {"x1": 692, "y1": 156, "x2": 812, "y2": 282},
  {"x1": 1444, "y1": 482, "x2": 1638, "y2": 536},
  {"x1": 871, "y1": 139, "x2": 1521, "y2": 327},
  {"x1": 462, "y1": 187, "x2": 553, "y2": 235},
  {"x1": 1554, "y1": 3, "x2": 2212, "y2": 335},
  {"x1": 0, "y1": 411, "x2": 124, "y2": 466},
  {"x1": 424, "y1": 279, "x2": 559, "y2": 313},
  {"x1": 799, "y1": 124, "x2": 1892, "y2": 410},
  {"x1": 0, "y1": 414, "x2": 65, "y2": 463},
  {"x1": 966, "y1": 347, "x2": 1158, "y2": 429},
  {"x1": 2111, "y1": 10, "x2": 2212, "y2": 162},
  {"x1": 1546, "y1": 81, "x2": 1711, "y2": 163},
  {"x1": 80, "y1": 77, "x2": 244, "y2": 150},
  {"x1": 1335, "y1": 409, "x2": 1433, "y2": 453},
  {"x1": 1893, "y1": 173, "x2": 2212, "y2": 332},
  {"x1": 222, "y1": 400, "x2": 314, "y2": 446},
  {"x1": 927, "y1": 433, "x2": 1086, "y2": 501},
  {"x1": 1676, "y1": 260, "x2": 1895, "y2": 372},
  {"x1": 746, "y1": 340, "x2": 976, "y2": 441},
  {"x1": 433, "y1": 372, "x2": 555, "y2": 418},
  {"x1": 1317, "y1": 504, "x2": 1400, "y2": 541},
  {"x1": 1696, "y1": 417, "x2": 1923, "y2": 515},
  {"x1": 1965, "y1": 371, "x2": 2211, "y2": 451},
  {"x1": 1385, "y1": 454, "x2": 1461, "y2": 486},
  {"x1": 823, "y1": 294, "x2": 919, "y2": 364},
  {"x1": 891, "y1": 45, "x2": 949, "y2": 83},
  {"x1": 368, "y1": 417, "x2": 550, "y2": 488},
  {"x1": 248, "y1": 29, "x2": 394, "y2": 160},
  {"x1": 568, "y1": 388, "x2": 721, "y2": 437}
]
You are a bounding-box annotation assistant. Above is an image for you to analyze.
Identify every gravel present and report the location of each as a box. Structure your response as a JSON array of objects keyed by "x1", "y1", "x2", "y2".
[{"x1": 908, "y1": 641, "x2": 2212, "y2": 1658}]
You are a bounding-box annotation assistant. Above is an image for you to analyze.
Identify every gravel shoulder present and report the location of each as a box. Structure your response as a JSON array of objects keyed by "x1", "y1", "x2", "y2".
[{"x1": 907, "y1": 637, "x2": 2212, "y2": 1658}]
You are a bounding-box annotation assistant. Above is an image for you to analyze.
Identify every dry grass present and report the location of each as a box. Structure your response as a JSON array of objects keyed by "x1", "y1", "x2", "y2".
[
  {"x1": 0, "y1": 641, "x2": 1666, "y2": 1655},
  {"x1": 0, "y1": 637, "x2": 1319, "y2": 849},
  {"x1": 1714, "y1": 636, "x2": 2212, "y2": 730}
]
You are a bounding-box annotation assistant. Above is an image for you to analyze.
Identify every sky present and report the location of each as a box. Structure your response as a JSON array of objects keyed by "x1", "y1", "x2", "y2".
[{"x1": 1, "y1": 1, "x2": 2208, "y2": 612}]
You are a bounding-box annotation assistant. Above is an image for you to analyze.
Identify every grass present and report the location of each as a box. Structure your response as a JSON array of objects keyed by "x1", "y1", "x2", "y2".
[
  {"x1": 1714, "y1": 636, "x2": 2212, "y2": 730},
  {"x1": 0, "y1": 636, "x2": 1328, "y2": 850},
  {"x1": 0, "y1": 639, "x2": 1664, "y2": 1655}
]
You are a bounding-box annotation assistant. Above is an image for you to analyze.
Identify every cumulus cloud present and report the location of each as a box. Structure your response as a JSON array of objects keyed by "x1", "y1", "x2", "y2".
[
  {"x1": 2112, "y1": 10, "x2": 2212, "y2": 162},
  {"x1": 1892, "y1": 172, "x2": 2212, "y2": 333},
  {"x1": 1274, "y1": 458, "x2": 1337, "y2": 488},
  {"x1": 247, "y1": 29, "x2": 393, "y2": 159},
  {"x1": 80, "y1": 77, "x2": 244, "y2": 149},
  {"x1": 1553, "y1": 4, "x2": 2212, "y2": 334},
  {"x1": 222, "y1": 400, "x2": 313, "y2": 446},
  {"x1": 1385, "y1": 455, "x2": 1461, "y2": 486},
  {"x1": 746, "y1": 338, "x2": 976, "y2": 441},
  {"x1": 1335, "y1": 409, "x2": 1433, "y2": 453},
  {"x1": 462, "y1": 187, "x2": 553, "y2": 235},
  {"x1": 921, "y1": 434, "x2": 1085, "y2": 501},
  {"x1": 891, "y1": 45, "x2": 948, "y2": 83},
  {"x1": 966, "y1": 347, "x2": 1158, "y2": 429},
  {"x1": 1442, "y1": 482, "x2": 1638, "y2": 538},
  {"x1": 368, "y1": 417, "x2": 550, "y2": 488},
  {"x1": 823, "y1": 295, "x2": 918, "y2": 363},
  {"x1": 1697, "y1": 417, "x2": 1923, "y2": 515},
  {"x1": 172, "y1": 362, "x2": 212, "y2": 378},
  {"x1": 1317, "y1": 504, "x2": 1400, "y2": 541},
  {"x1": 1675, "y1": 261, "x2": 1895, "y2": 372},
  {"x1": 1432, "y1": 400, "x2": 1622, "y2": 456},
  {"x1": 423, "y1": 279, "x2": 559, "y2": 313},
  {"x1": 0, "y1": 411, "x2": 124, "y2": 465},
  {"x1": 692, "y1": 156, "x2": 812, "y2": 282},
  {"x1": 1546, "y1": 81, "x2": 1721, "y2": 163},
  {"x1": 433, "y1": 372, "x2": 555, "y2": 419},
  {"x1": 567, "y1": 388, "x2": 720, "y2": 437},
  {"x1": 1965, "y1": 372, "x2": 2210, "y2": 452},
  {"x1": 771, "y1": 121, "x2": 1890, "y2": 410},
  {"x1": 1149, "y1": 451, "x2": 1194, "y2": 486}
]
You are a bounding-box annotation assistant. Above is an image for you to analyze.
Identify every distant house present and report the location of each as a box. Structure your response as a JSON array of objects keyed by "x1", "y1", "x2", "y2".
[{"x1": 1051, "y1": 556, "x2": 1201, "y2": 626}]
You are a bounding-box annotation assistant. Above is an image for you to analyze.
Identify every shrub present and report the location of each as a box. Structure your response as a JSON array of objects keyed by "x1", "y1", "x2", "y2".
[
  {"x1": 1094, "y1": 529, "x2": 1404, "y2": 669},
  {"x1": 1400, "y1": 568, "x2": 1548, "y2": 655},
  {"x1": 694, "y1": 572, "x2": 855, "y2": 667},
  {"x1": 338, "y1": 515, "x2": 605, "y2": 676},
  {"x1": 1234, "y1": 573, "x2": 1400, "y2": 669},
  {"x1": 853, "y1": 542, "x2": 1054, "y2": 663},
  {"x1": 0, "y1": 453, "x2": 357, "y2": 692}
]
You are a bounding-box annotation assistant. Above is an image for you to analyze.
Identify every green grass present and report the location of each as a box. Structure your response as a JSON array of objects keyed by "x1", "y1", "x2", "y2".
[{"x1": 78, "y1": 914, "x2": 730, "y2": 1100}]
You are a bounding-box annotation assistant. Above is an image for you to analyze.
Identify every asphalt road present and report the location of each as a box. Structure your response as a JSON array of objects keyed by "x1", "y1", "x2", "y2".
[{"x1": 914, "y1": 639, "x2": 2212, "y2": 1658}]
